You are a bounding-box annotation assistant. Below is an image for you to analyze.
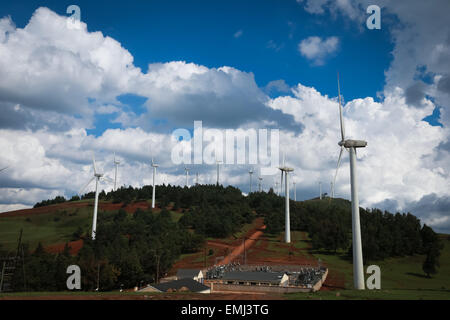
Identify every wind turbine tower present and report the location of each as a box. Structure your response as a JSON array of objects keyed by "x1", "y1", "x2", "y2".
[
  {"x1": 248, "y1": 168, "x2": 254, "y2": 193},
  {"x1": 216, "y1": 160, "x2": 222, "y2": 186},
  {"x1": 279, "y1": 163, "x2": 294, "y2": 243},
  {"x1": 330, "y1": 181, "x2": 334, "y2": 198},
  {"x1": 79, "y1": 155, "x2": 111, "y2": 240},
  {"x1": 258, "y1": 177, "x2": 263, "y2": 192},
  {"x1": 333, "y1": 73, "x2": 367, "y2": 290},
  {"x1": 113, "y1": 153, "x2": 120, "y2": 191},
  {"x1": 280, "y1": 152, "x2": 286, "y2": 197},
  {"x1": 319, "y1": 181, "x2": 322, "y2": 200},
  {"x1": 293, "y1": 181, "x2": 296, "y2": 201},
  {"x1": 185, "y1": 167, "x2": 190, "y2": 187},
  {"x1": 151, "y1": 158, "x2": 158, "y2": 209}
]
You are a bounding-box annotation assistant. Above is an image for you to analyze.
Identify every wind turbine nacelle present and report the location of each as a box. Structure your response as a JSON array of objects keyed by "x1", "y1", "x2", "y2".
[{"x1": 339, "y1": 140, "x2": 368, "y2": 148}]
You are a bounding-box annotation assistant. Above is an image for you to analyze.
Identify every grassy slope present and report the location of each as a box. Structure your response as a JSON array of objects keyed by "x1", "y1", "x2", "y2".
[
  {"x1": 286, "y1": 233, "x2": 450, "y2": 299},
  {"x1": 0, "y1": 205, "x2": 93, "y2": 252},
  {"x1": 0, "y1": 200, "x2": 180, "y2": 253}
]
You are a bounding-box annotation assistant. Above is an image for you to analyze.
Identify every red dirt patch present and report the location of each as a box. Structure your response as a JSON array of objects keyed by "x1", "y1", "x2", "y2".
[
  {"x1": 320, "y1": 267, "x2": 346, "y2": 290},
  {"x1": 0, "y1": 202, "x2": 90, "y2": 218},
  {"x1": 45, "y1": 239, "x2": 84, "y2": 256}
]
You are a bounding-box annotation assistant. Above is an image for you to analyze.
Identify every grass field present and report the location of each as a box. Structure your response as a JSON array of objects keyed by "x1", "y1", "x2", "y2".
[
  {"x1": 0, "y1": 205, "x2": 93, "y2": 252},
  {"x1": 287, "y1": 233, "x2": 450, "y2": 299},
  {"x1": 0, "y1": 200, "x2": 184, "y2": 253}
]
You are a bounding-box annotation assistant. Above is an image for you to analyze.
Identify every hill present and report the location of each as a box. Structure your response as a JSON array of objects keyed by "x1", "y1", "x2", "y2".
[{"x1": 0, "y1": 184, "x2": 448, "y2": 298}]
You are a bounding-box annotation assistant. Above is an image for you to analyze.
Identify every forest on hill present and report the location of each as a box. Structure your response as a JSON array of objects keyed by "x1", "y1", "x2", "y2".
[{"x1": 2, "y1": 184, "x2": 444, "y2": 291}]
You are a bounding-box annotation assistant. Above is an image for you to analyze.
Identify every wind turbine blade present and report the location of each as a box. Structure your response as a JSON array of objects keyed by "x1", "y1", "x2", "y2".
[
  {"x1": 92, "y1": 154, "x2": 98, "y2": 175},
  {"x1": 333, "y1": 146, "x2": 345, "y2": 196},
  {"x1": 102, "y1": 175, "x2": 114, "y2": 183},
  {"x1": 79, "y1": 177, "x2": 95, "y2": 196},
  {"x1": 337, "y1": 73, "x2": 346, "y2": 141}
]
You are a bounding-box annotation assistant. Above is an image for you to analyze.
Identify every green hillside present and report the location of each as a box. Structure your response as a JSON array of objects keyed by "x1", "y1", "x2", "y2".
[{"x1": 0, "y1": 185, "x2": 448, "y2": 299}]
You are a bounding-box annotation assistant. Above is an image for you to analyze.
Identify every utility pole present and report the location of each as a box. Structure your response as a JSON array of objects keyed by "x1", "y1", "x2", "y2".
[
  {"x1": 243, "y1": 237, "x2": 246, "y2": 265},
  {"x1": 204, "y1": 247, "x2": 206, "y2": 268},
  {"x1": 96, "y1": 263, "x2": 100, "y2": 291}
]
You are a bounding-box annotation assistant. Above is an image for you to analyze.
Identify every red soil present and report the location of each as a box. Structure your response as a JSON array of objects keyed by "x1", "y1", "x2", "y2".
[
  {"x1": 0, "y1": 202, "x2": 90, "y2": 217},
  {"x1": 218, "y1": 226, "x2": 266, "y2": 265},
  {"x1": 45, "y1": 239, "x2": 84, "y2": 255},
  {"x1": 0, "y1": 200, "x2": 156, "y2": 219}
]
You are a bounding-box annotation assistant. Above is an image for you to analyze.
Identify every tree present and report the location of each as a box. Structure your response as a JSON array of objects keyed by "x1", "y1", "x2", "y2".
[{"x1": 421, "y1": 225, "x2": 443, "y2": 277}]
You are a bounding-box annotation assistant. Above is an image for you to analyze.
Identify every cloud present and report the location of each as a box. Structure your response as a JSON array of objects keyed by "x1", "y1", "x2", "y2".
[
  {"x1": 404, "y1": 81, "x2": 428, "y2": 108},
  {"x1": 268, "y1": 84, "x2": 447, "y2": 225},
  {"x1": 298, "y1": 36, "x2": 339, "y2": 65},
  {"x1": 0, "y1": 7, "x2": 141, "y2": 130},
  {"x1": 266, "y1": 40, "x2": 284, "y2": 52},
  {"x1": 134, "y1": 62, "x2": 300, "y2": 131},
  {"x1": 233, "y1": 30, "x2": 243, "y2": 38},
  {"x1": 265, "y1": 80, "x2": 291, "y2": 95}
]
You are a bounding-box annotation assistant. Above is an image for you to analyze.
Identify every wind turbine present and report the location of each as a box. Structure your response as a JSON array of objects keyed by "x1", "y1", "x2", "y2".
[
  {"x1": 293, "y1": 180, "x2": 297, "y2": 202},
  {"x1": 330, "y1": 181, "x2": 334, "y2": 198},
  {"x1": 279, "y1": 158, "x2": 294, "y2": 243},
  {"x1": 151, "y1": 158, "x2": 158, "y2": 209},
  {"x1": 79, "y1": 155, "x2": 112, "y2": 240},
  {"x1": 319, "y1": 181, "x2": 322, "y2": 200},
  {"x1": 280, "y1": 152, "x2": 286, "y2": 197},
  {"x1": 248, "y1": 168, "x2": 254, "y2": 193},
  {"x1": 216, "y1": 159, "x2": 222, "y2": 186},
  {"x1": 333, "y1": 73, "x2": 367, "y2": 290},
  {"x1": 113, "y1": 153, "x2": 120, "y2": 191},
  {"x1": 184, "y1": 167, "x2": 190, "y2": 187}
]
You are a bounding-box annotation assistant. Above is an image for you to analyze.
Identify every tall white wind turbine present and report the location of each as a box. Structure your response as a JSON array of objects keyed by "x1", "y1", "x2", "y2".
[
  {"x1": 279, "y1": 159, "x2": 294, "y2": 243},
  {"x1": 185, "y1": 167, "x2": 190, "y2": 187},
  {"x1": 248, "y1": 168, "x2": 254, "y2": 193},
  {"x1": 330, "y1": 181, "x2": 334, "y2": 198},
  {"x1": 293, "y1": 180, "x2": 297, "y2": 202},
  {"x1": 280, "y1": 152, "x2": 286, "y2": 197},
  {"x1": 113, "y1": 152, "x2": 120, "y2": 191},
  {"x1": 319, "y1": 181, "x2": 322, "y2": 200},
  {"x1": 216, "y1": 160, "x2": 222, "y2": 186},
  {"x1": 151, "y1": 158, "x2": 158, "y2": 209},
  {"x1": 333, "y1": 73, "x2": 367, "y2": 290},
  {"x1": 79, "y1": 155, "x2": 112, "y2": 240}
]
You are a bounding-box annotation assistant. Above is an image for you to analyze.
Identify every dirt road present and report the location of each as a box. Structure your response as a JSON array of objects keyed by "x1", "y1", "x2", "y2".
[{"x1": 217, "y1": 225, "x2": 266, "y2": 265}]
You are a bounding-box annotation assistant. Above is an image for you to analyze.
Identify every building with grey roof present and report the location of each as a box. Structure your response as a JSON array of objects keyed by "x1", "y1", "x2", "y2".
[
  {"x1": 176, "y1": 269, "x2": 204, "y2": 283},
  {"x1": 218, "y1": 271, "x2": 289, "y2": 287},
  {"x1": 139, "y1": 278, "x2": 210, "y2": 294}
]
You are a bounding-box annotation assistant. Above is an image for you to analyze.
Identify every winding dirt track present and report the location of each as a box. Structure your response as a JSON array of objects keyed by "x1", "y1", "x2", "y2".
[{"x1": 217, "y1": 226, "x2": 266, "y2": 265}]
